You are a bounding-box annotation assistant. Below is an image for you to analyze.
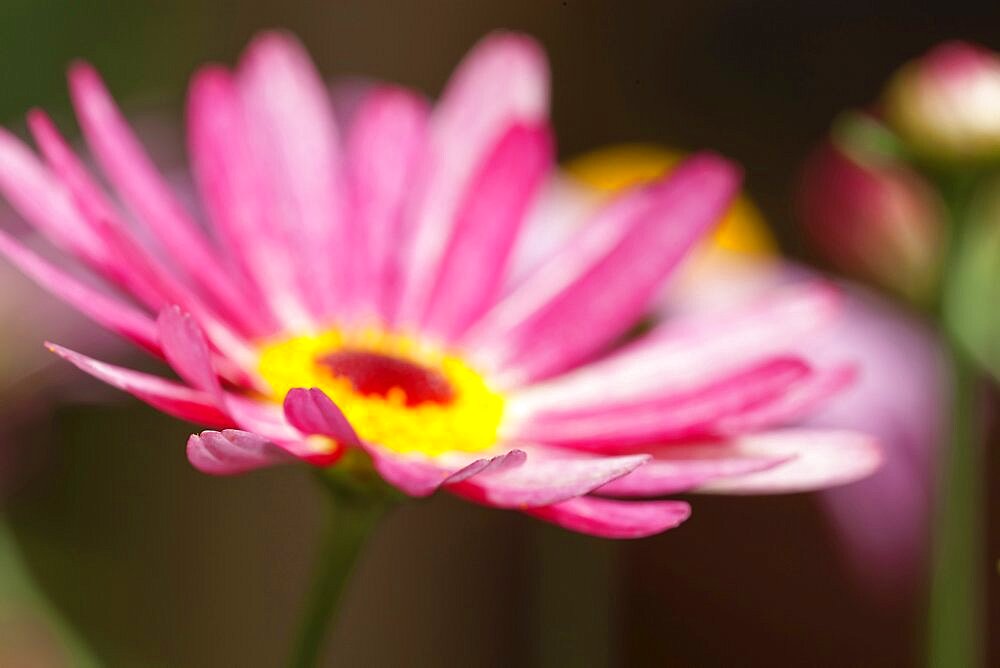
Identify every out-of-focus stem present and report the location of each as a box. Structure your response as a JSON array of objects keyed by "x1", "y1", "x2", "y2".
[
  {"x1": 927, "y1": 343, "x2": 984, "y2": 668},
  {"x1": 288, "y1": 479, "x2": 390, "y2": 668},
  {"x1": 927, "y1": 170, "x2": 986, "y2": 668}
]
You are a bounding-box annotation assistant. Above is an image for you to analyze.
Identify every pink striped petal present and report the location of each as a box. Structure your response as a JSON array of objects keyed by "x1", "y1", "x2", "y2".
[
  {"x1": 691, "y1": 429, "x2": 883, "y2": 494},
  {"x1": 509, "y1": 281, "x2": 840, "y2": 412},
  {"x1": 509, "y1": 357, "x2": 811, "y2": 451},
  {"x1": 67, "y1": 62, "x2": 258, "y2": 332},
  {"x1": 281, "y1": 386, "x2": 526, "y2": 491},
  {"x1": 157, "y1": 305, "x2": 220, "y2": 396},
  {"x1": 526, "y1": 497, "x2": 691, "y2": 539},
  {"x1": 27, "y1": 109, "x2": 175, "y2": 312},
  {"x1": 363, "y1": 444, "x2": 526, "y2": 498},
  {"x1": 28, "y1": 110, "x2": 270, "y2": 369},
  {"x1": 0, "y1": 127, "x2": 110, "y2": 272},
  {"x1": 712, "y1": 364, "x2": 856, "y2": 434},
  {"x1": 0, "y1": 228, "x2": 160, "y2": 354},
  {"x1": 451, "y1": 452, "x2": 649, "y2": 508},
  {"x1": 467, "y1": 153, "x2": 741, "y2": 385},
  {"x1": 225, "y1": 394, "x2": 305, "y2": 439},
  {"x1": 46, "y1": 343, "x2": 230, "y2": 427},
  {"x1": 594, "y1": 447, "x2": 791, "y2": 497},
  {"x1": 397, "y1": 32, "x2": 549, "y2": 326},
  {"x1": 186, "y1": 66, "x2": 289, "y2": 331},
  {"x1": 420, "y1": 122, "x2": 553, "y2": 340},
  {"x1": 215, "y1": 393, "x2": 341, "y2": 467},
  {"x1": 344, "y1": 86, "x2": 429, "y2": 323},
  {"x1": 236, "y1": 31, "x2": 346, "y2": 323},
  {"x1": 468, "y1": 442, "x2": 781, "y2": 500},
  {"x1": 282, "y1": 387, "x2": 361, "y2": 449},
  {"x1": 187, "y1": 429, "x2": 294, "y2": 475}
]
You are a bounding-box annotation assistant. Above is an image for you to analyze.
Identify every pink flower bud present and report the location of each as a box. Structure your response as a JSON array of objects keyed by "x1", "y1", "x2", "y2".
[
  {"x1": 798, "y1": 142, "x2": 945, "y2": 304},
  {"x1": 885, "y1": 41, "x2": 1000, "y2": 162}
]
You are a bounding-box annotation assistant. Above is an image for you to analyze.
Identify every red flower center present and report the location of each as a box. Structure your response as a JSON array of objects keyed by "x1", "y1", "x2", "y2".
[{"x1": 317, "y1": 349, "x2": 455, "y2": 406}]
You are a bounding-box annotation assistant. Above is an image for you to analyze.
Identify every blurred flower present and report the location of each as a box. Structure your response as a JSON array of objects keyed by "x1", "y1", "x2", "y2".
[
  {"x1": 884, "y1": 41, "x2": 1000, "y2": 163},
  {"x1": 0, "y1": 31, "x2": 879, "y2": 540},
  {"x1": 565, "y1": 143, "x2": 777, "y2": 257},
  {"x1": 570, "y1": 143, "x2": 946, "y2": 598},
  {"x1": 798, "y1": 140, "x2": 946, "y2": 305}
]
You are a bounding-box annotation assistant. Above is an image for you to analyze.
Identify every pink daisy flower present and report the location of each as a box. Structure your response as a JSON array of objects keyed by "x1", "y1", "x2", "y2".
[{"x1": 0, "y1": 31, "x2": 880, "y2": 539}]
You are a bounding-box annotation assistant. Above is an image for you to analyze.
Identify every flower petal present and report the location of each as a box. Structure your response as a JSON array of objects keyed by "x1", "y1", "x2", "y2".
[
  {"x1": 450, "y1": 451, "x2": 650, "y2": 508},
  {"x1": 508, "y1": 281, "x2": 840, "y2": 411},
  {"x1": 711, "y1": 364, "x2": 856, "y2": 434},
  {"x1": 364, "y1": 444, "x2": 526, "y2": 498},
  {"x1": 0, "y1": 127, "x2": 111, "y2": 273},
  {"x1": 187, "y1": 429, "x2": 294, "y2": 475},
  {"x1": 467, "y1": 153, "x2": 741, "y2": 385},
  {"x1": 186, "y1": 65, "x2": 292, "y2": 331},
  {"x1": 397, "y1": 32, "x2": 549, "y2": 326},
  {"x1": 596, "y1": 449, "x2": 791, "y2": 497},
  {"x1": 526, "y1": 497, "x2": 691, "y2": 539},
  {"x1": 281, "y1": 387, "x2": 525, "y2": 493},
  {"x1": 420, "y1": 122, "x2": 553, "y2": 341},
  {"x1": 28, "y1": 109, "x2": 184, "y2": 313},
  {"x1": 46, "y1": 343, "x2": 230, "y2": 427},
  {"x1": 508, "y1": 357, "x2": 811, "y2": 451},
  {"x1": 0, "y1": 228, "x2": 160, "y2": 354},
  {"x1": 343, "y1": 86, "x2": 429, "y2": 323},
  {"x1": 67, "y1": 61, "x2": 255, "y2": 328},
  {"x1": 691, "y1": 429, "x2": 883, "y2": 494},
  {"x1": 27, "y1": 109, "x2": 267, "y2": 372},
  {"x1": 281, "y1": 387, "x2": 361, "y2": 449},
  {"x1": 236, "y1": 31, "x2": 346, "y2": 323},
  {"x1": 157, "y1": 305, "x2": 221, "y2": 397}
]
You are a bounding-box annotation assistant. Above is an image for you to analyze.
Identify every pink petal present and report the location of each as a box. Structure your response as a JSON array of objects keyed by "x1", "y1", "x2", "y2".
[
  {"x1": 420, "y1": 122, "x2": 553, "y2": 341},
  {"x1": 281, "y1": 386, "x2": 525, "y2": 492},
  {"x1": 207, "y1": 393, "x2": 341, "y2": 468},
  {"x1": 0, "y1": 127, "x2": 110, "y2": 273},
  {"x1": 343, "y1": 86, "x2": 429, "y2": 323},
  {"x1": 236, "y1": 31, "x2": 346, "y2": 323},
  {"x1": 450, "y1": 451, "x2": 650, "y2": 508},
  {"x1": 157, "y1": 305, "x2": 221, "y2": 396},
  {"x1": 27, "y1": 109, "x2": 169, "y2": 311},
  {"x1": 187, "y1": 429, "x2": 294, "y2": 475},
  {"x1": 466, "y1": 153, "x2": 741, "y2": 385},
  {"x1": 396, "y1": 32, "x2": 549, "y2": 326},
  {"x1": 28, "y1": 109, "x2": 268, "y2": 370},
  {"x1": 46, "y1": 343, "x2": 230, "y2": 427},
  {"x1": 281, "y1": 387, "x2": 361, "y2": 449},
  {"x1": 186, "y1": 66, "x2": 290, "y2": 331},
  {"x1": 595, "y1": 448, "x2": 791, "y2": 497},
  {"x1": 526, "y1": 497, "x2": 691, "y2": 539},
  {"x1": 691, "y1": 429, "x2": 883, "y2": 494},
  {"x1": 67, "y1": 62, "x2": 257, "y2": 331},
  {"x1": 364, "y1": 444, "x2": 526, "y2": 498},
  {"x1": 467, "y1": 442, "x2": 780, "y2": 500},
  {"x1": 712, "y1": 364, "x2": 857, "y2": 434},
  {"x1": 509, "y1": 357, "x2": 811, "y2": 451},
  {"x1": 509, "y1": 281, "x2": 840, "y2": 412},
  {"x1": 0, "y1": 228, "x2": 160, "y2": 354}
]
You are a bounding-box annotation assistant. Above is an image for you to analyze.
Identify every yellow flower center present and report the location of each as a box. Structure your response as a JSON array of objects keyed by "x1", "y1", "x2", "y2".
[{"x1": 257, "y1": 329, "x2": 505, "y2": 456}]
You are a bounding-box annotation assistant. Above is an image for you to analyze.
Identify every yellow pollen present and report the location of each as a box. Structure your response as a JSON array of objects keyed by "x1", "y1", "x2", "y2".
[{"x1": 257, "y1": 329, "x2": 505, "y2": 456}]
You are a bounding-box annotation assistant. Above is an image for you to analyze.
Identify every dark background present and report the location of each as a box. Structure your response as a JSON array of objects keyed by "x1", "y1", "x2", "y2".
[{"x1": 1, "y1": 1, "x2": 998, "y2": 666}]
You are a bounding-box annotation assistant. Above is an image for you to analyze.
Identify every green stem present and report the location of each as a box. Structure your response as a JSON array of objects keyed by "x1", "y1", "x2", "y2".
[
  {"x1": 925, "y1": 168, "x2": 986, "y2": 668},
  {"x1": 288, "y1": 484, "x2": 389, "y2": 668},
  {"x1": 928, "y1": 343, "x2": 984, "y2": 668}
]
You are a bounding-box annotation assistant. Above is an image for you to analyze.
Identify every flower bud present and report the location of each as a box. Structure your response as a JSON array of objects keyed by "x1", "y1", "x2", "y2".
[
  {"x1": 884, "y1": 41, "x2": 1000, "y2": 162},
  {"x1": 798, "y1": 142, "x2": 945, "y2": 305}
]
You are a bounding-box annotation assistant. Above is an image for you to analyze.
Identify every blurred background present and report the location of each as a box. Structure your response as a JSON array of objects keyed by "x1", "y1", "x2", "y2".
[{"x1": 0, "y1": 1, "x2": 998, "y2": 666}]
